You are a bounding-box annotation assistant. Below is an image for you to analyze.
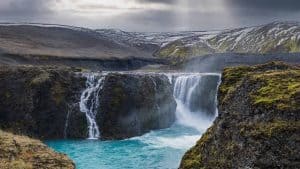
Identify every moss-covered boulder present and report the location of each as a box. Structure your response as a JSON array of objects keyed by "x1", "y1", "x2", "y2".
[
  {"x1": 98, "y1": 73, "x2": 177, "y2": 140},
  {"x1": 0, "y1": 130, "x2": 74, "y2": 169},
  {"x1": 180, "y1": 62, "x2": 300, "y2": 169},
  {"x1": 0, "y1": 65, "x2": 87, "y2": 139}
]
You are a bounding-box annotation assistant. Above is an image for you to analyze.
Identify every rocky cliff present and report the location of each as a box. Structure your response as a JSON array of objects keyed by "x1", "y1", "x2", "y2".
[
  {"x1": 180, "y1": 62, "x2": 300, "y2": 169},
  {"x1": 98, "y1": 73, "x2": 176, "y2": 140},
  {"x1": 0, "y1": 130, "x2": 74, "y2": 169},
  {"x1": 0, "y1": 65, "x2": 87, "y2": 139},
  {"x1": 0, "y1": 66, "x2": 176, "y2": 140}
]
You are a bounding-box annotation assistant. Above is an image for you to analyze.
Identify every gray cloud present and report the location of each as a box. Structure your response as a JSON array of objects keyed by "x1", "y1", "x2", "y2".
[
  {"x1": 0, "y1": 0, "x2": 53, "y2": 17},
  {"x1": 137, "y1": 0, "x2": 176, "y2": 5},
  {"x1": 228, "y1": 0, "x2": 300, "y2": 12},
  {"x1": 0, "y1": 0, "x2": 299, "y2": 31}
]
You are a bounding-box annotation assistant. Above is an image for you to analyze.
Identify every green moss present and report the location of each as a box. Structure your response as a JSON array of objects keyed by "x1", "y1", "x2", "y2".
[
  {"x1": 219, "y1": 62, "x2": 300, "y2": 109},
  {"x1": 4, "y1": 91, "x2": 11, "y2": 99},
  {"x1": 110, "y1": 86, "x2": 125, "y2": 108},
  {"x1": 260, "y1": 40, "x2": 279, "y2": 53},
  {"x1": 240, "y1": 120, "x2": 300, "y2": 138},
  {"x1": 30, "y1": 72, "x2": 50, "y2": 86},
  {"x1": 219, "y1": 66, "x2": 252, "y2": 103},
  {"x1": 51, "y1": 82, "x2": 66, "y2": 105},
  {"x1": 180, "y1": 127, "x2": 215, "y2": 169},
  {"x1": 251, "y1": 70, "x2": 300, "y2": 110},
  {"x1": 284, "y1": 39, "x2": 300, "y2": 53}
]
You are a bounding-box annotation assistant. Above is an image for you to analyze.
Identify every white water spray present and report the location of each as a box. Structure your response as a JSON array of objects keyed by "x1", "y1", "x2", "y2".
[
  {"x1": 170, "y1": 73, "x2": 221, "y2": 131},
  {"x1": 80, "y1": 74, "x2": 105, "y2": 139}
]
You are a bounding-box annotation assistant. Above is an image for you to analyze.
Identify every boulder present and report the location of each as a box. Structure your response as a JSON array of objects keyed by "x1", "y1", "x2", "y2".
[{"x1": 0, "y1": 130, "x2": 75, "y2": 169}]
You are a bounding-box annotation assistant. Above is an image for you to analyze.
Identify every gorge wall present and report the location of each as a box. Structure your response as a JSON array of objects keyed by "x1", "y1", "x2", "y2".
[
  {"x1": 0, "y1": 65, "x2": 86, "y2": 139},
  {"x1": 99, "y1": 73, "x2": 176, "y2": 140},
  {"x1": 180, "y1": 62, "x2": 300, "y2": 169},
  {"x1": 0, "y1": 66, "x2": 177, "y2": 140}
]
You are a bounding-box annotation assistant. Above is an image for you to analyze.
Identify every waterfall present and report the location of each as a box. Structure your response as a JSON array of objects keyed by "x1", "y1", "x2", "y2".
[
  {"x1": 64, "y1": 109, "x2": 71, "y2": 138},
  {"x1": 173, "y1": 75, "x2": 201, "y2": 108},
  {"x1": 79, "y1": 73, "x2": 105, "y2": 139},
  {"x1": 168, "y1": 73, "x2": 221, "y2": 131}
]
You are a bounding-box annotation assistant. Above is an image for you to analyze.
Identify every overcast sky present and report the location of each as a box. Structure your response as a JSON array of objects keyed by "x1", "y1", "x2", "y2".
[{"x1": 0, "y1": 0, "x2": 299, "y2": 32}]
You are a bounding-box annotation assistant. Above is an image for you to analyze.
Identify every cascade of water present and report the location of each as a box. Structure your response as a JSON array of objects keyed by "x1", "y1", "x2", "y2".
[
  {"x1": 64, "y1": 109, "x2": 71, "y2": 138},
  {"x1": 173, "y1": 75, "x2": 201, "y2": 107},
  {"x1": 79, "y1": 74, "x2": 105, "y2": 139},
  {"x1": 169, "y1": 73, "x2": 221, "y2": 131}
]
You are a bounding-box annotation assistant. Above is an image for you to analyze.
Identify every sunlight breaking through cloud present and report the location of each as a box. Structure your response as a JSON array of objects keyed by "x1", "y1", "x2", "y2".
[{"x1": 0, "y1": 0, "x2": 299, "y2": 31}]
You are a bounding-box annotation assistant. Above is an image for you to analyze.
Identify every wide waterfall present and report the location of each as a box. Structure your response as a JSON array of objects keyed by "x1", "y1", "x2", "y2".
[
  {"x1": 48, "y1": 72, "x2": 222, "y2": 169},
  {"x1": 79, "y1": 73, "x2": 105, "y2": 139},
  {"x1": 168, "y1": 73, "x2": 221, "y2": 131}
]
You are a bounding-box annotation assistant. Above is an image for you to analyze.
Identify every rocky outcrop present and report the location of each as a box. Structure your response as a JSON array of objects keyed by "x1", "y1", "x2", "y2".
[
  {"x1": 0, "y1": 130, "x2": 74, "y2": 169},
  {"x1": 0, "y1": 65, "x2": 87, "y2": 139},
  {"x1": 98, "y1": 73, "x2": 176, "y2": 140},
  {"x1": 180, "y1": 62, "x2": 300, "y2": 169}
]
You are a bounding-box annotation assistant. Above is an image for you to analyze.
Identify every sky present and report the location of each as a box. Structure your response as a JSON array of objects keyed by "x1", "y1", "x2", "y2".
[{"x1": 0, "y1": 0, "x2": 299, "y2": 32}]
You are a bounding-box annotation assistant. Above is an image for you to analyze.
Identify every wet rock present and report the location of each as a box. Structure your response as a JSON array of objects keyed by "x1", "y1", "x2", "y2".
[
  {"x1": 98, "y1": 73, "x2": 177, "y2": 140},
  {"x1": 0, "y1": 65, "x2": 86, "y2": 139}
]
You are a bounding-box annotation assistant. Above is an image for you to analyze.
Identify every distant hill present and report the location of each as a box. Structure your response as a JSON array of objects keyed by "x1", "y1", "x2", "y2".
[
  {"x1": 0, "y1": 23, "x2": 153, "y2": 59},
  {"x1": 96, "y1": 28, "x2": 208, "y2": 53},
  {"x1": 155, "y1": 22, "x2": 300, "y2": 64},
  {"x1": 0, "y1": 22, "x2": 299, "y2": 68}
]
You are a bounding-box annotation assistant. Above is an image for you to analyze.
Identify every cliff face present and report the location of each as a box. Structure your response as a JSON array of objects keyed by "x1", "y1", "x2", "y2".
[
  {"x1": 0, "y1": 66, "x2": 177, "y2": 140},
  {"x1": 180, "y1": 62, "x2": 300, "y2": 169},
  {"x1": 0, "y1": 65, "x2": 87, "y2": 139},
  {"x1": 98, "y1": 73, "x2": 176, "y2": 140},
  {"x1": 0, "y1": 130, "x2": 74, "y2": 169}
]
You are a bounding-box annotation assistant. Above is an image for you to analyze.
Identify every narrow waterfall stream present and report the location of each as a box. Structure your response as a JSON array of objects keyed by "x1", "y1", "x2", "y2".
[
  {"x1": 47, "y1": 72, "x2": 221, "y2": 169},
  {"x1": 79, "y1": 73, "x2": 105, "y2": 139}
]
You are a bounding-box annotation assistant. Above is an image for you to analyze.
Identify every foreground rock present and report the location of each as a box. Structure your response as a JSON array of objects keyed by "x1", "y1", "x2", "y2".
[
  {"x1": 0, "y1": 65, "x2": 86, "y2": 139},
  {"x1": 98, "y1": 73, "x2": 176, "y2": 140},
  {"x1": 180, "y1": 62, "x2": 300, "y2": 169},
  {"x1": 0, "y1": 130, "x2": 74, "y2": 169}
]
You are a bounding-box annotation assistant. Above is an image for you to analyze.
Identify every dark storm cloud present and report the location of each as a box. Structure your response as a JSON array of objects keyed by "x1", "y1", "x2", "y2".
[
  {"x1": 225, "y1": 0, "x2": 300, "y2": 28},
  {"x1": 137, "y1": 0, "x2": 176, "y2": 5},
  {"x1": 228, "y1": 0, "x2": 300, "y2": 12},
  {"x1": 0, "y1": 0, "x2": 53, "y2": 17}
]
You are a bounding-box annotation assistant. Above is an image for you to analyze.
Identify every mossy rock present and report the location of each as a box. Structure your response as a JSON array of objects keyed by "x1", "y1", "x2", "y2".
[
  {"x1": 180, "y1": 62, "x2": 300, "y2": 169},
  {"x1": 0, "y1": 130, "x2": 75, "y2": 169},
  {"x1": 0, "y1": 65, "x2": 86, "y2": 139}
]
